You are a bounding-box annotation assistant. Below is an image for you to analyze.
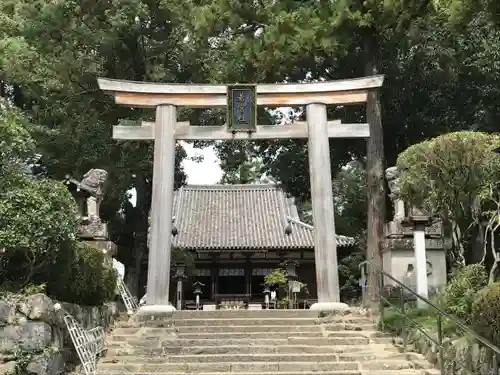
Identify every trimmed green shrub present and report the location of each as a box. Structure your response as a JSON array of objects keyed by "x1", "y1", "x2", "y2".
[
  {"x1": 472, "y1": 283, "x2": 500, "y2": 345},
  {"x1": 264, "y1": 268, "x2": 287, "y2": 286},
  {"x1": 0, "y1": 173, "x2": 79, "y2": 287},
  {"x1": 444, "y1": 264, "x2": 487, "y2": 323},
  {"x1": 48, "y1": 244, "x2": 117, "y2": 306}
]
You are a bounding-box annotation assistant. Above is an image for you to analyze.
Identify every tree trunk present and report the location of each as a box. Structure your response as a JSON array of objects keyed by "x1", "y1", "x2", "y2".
[{"x1": 363, "y1": 29, "x2": 386, "y2": 310}]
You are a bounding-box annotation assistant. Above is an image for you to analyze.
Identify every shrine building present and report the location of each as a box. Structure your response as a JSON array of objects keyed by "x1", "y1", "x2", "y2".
[{"x1": 156, "y1": 184, "x2": 355, "y2": 309}]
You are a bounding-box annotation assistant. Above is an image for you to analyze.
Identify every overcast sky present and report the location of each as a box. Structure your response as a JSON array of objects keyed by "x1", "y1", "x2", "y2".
[
  {"x1": 181, "y1": 142, "x2": 223, "y2": 184},
  {"x1": 128, "y1": 142, "x2": 221, "y2": 207}
]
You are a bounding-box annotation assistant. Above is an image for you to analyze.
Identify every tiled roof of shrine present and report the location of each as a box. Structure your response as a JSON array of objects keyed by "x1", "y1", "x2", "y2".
[{"x1": 171, "y1": 184, "x2": 355, "y2": 251}]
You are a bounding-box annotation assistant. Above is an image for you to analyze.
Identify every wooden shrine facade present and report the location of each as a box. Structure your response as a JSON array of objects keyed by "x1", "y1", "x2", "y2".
[{"x1": 145, "y1": 184, "x2": 355, "y2": 308}]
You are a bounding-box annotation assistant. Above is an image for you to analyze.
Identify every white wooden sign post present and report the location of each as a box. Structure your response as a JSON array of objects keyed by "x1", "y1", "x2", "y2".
[{"x1": 97, "y1": 76, "x2": 384, "y2": 315}]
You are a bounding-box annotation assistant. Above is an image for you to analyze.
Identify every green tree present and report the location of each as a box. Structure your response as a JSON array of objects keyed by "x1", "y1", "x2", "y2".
[
  {"x1": 397, "y1": 131, "x2": 500, "y2": 270},
  {"x1": 0, "y1": 0, "x2": 196, "y2": 296}
]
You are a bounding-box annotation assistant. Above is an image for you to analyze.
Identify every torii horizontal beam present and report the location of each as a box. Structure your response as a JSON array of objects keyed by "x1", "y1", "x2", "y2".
[
  {"x1": 97, "y1": 75, "x2": 384, "y2": 108},
  {"x1": 112, "y1": 120, "x2": 370, "y2": 140}
]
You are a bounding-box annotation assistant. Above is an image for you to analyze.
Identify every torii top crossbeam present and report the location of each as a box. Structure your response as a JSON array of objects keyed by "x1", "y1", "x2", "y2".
[{"x1": 97, "y1": 75, "x2": 384, "y2": 108}]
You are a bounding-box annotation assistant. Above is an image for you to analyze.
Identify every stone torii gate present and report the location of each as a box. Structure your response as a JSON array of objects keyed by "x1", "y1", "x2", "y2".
[{"x1": 97, "y1": 76, "x2": 384, "y2": 315}]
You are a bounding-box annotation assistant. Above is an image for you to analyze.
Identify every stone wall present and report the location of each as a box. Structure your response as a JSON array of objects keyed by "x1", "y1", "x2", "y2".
[
  {"x1": 0, "y1": 293, "x2": 118, "y2": 375},
  {"x1": 396, "y1": 327, "x2": 500, "y2": 375}
]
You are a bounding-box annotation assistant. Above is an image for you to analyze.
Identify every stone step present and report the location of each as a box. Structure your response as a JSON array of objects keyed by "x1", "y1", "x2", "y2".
[
  {"x1": 173, "y1": 318, "x2": 320, "y2": 326},
  {"x1": 111, "y1": 324, "x2": 376, "y2": 336},
  {"x1": 113, "y1": 331, "x2": 323, "y2": 340},
  {"x1": 97, "y1": 359, "x2": 432, "y2": 373},
  {"x1": 114, "y1": 337, "x2": 372, "y2": 349},
  {"x1": 115, "y1": 309, "x2": 373, "y2": 323},
  {"x1": 99, "y1": 371, "x2": 365, "y2": 375},
  {"x1": 322, "y1": 323, "x2": 377, "y2": 331},
  {"x1": 171, "y1": 318, "x2": 373, "y2": 326},
  {"x1": 108, "y1": 335, "x2": 378, "y2": 349},
  {"x1": 101, "y1": 353, "x2": 430, "y2": 365},
  {"x1": 112, "y1": 325, "x2": 323, "y2": 334},
  {"x1": 107, "y1": 345, "x2": 338, "y2": 356},
  {"x1": 165, "y1": 352, "x2": 424, "y2": 363},
  {"x1": 98, "y1": 372, "x2": 434, "y2": 375},
  {"x1": 97, "y1": 360, "x2": 360, "y2": 372},
  {"x1": 106, "y1": 343, "x2": 401, "y2": 356},
  {"x1": 114, "y1": 345, "x2": 400, "y2": 357},
  {"x1": 97, "y1": 369, "x2": 434, "y2": 375},
  {"x1": 110, "y1": 335, "x2": 391, "y2": 345},
  {"x1": 181, "y1": 325, "x2": 323, "y2": 333},
  {"x1": 114, "y1": 321, "x2": 376, "y2": 331},
  {"x1": 172, "y1": 310, "x2": 322, "y2": 319}
]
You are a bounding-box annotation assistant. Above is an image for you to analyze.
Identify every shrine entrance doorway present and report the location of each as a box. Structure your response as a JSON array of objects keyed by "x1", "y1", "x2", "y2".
[{"x1": 97, "y1": 76, "x2": 384, "y2": 315}]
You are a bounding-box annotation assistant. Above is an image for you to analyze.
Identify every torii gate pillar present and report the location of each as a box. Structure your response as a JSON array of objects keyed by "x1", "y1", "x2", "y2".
[
  {"x1": 307, "y1": 103, "x2": 343, "y2": 310},
  {"x1": 140, "y1": 104, "x2": 177, "y2": 315}
]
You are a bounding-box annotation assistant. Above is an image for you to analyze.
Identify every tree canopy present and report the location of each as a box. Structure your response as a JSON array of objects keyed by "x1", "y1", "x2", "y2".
[
  {"x1": 398, "y1": 131, "x2": 500, "y2": 276},
  {"x1": 1, "y1": 0, "x2": 500, "y2": 295}
]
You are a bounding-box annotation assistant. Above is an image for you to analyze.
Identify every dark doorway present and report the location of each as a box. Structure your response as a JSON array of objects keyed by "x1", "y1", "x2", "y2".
[
  {"x1": 218, "y1": 276, "x2": 245, "y2": 294},
  {"x1": 251, "y1": 275, "x2": 265, "y2": 300}
]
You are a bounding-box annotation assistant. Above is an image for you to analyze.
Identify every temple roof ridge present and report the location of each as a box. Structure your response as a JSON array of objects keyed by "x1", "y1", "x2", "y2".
[
  {"x1": 169, "y1": 183, "x2": 355, "y2": 251},
  {"x1": 180, "y1": 183, "x2": 280, "y2": 190}
]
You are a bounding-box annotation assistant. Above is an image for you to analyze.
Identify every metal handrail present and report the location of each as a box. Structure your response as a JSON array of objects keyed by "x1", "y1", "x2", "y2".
[{"x1": 360, "y1": 260, "x2": 500, "y2": 373}]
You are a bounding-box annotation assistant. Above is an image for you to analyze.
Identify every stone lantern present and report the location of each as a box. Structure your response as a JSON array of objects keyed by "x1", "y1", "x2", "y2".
[
  {"x1": 282, "y1": 260, "x2": 299, "y2": 309},
  {"x1": 192, "y1": 281, "x2": 205, "y2": 310},
  {"x1": 174, "y1": 263, "x2": 187, "y2": 310},
  {"x1": 262, "y1": 284, "x2": 272, "y2": 309},
  {"x1": 282, "y1": 260, "x2": 298, "y2": 279}
]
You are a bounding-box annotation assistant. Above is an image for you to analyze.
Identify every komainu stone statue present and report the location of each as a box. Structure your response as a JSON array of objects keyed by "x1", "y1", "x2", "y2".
[
  {"x1": 81, "y1": 169, "x2": 108, "y2": 197},
  {"x1": 80, "y1": 169, "x2": 108, "y2": 221},
  {"x1": 385, "y1": 166, "x2": 405, "y2": 222}
]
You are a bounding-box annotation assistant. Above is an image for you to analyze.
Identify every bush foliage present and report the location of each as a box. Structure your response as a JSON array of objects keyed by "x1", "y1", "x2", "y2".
[
  {"x1": 397, "y1": 131, "x2": 500, "y2": 266},
  {"x1": 472, "y1": 283, "x2": 500, "y2": 345},
  {"x1": 397, "y1": 131, "x2": 500, "y2": 217},
  {"x1": 443, "y1": 264, "x2": 488, "y2": 323},
  {"x1": 48, "y1": 244, "x2": 117, "y2": 305},
  {"x1": 0, "y1": 172, "x2": 79, "y2": 282},
  {"x1": 264, "y1": 268, "x2": 287, "y2": 286},
  {"x1": 0, "y1": 99, "x2": 115, "y2": 306}
]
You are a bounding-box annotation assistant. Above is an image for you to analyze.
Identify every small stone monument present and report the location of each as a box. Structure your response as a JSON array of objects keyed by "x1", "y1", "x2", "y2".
[
  {"x1": 64, "y1": 169, "x2": 116, "y2": 257},
  {"x1": 384, "y1": 166, "x2": 448, "y2": 295}
]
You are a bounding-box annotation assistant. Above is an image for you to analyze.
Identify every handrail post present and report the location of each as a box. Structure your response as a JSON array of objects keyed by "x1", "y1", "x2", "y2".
[
  {"x1": 378, "y1": 271, "x2": 384, "y2": 329},
  {"x1": 399, "y1": 288, "x2": 407, "y2": 351},
  {"x1": 436, "y1": 314, "x2": 444, "y2": 374}
]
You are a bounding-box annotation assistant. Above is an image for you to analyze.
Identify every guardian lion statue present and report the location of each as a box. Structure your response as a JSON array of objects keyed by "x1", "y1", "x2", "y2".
[{"x1": 81, "y1": 169, "x2": 108, "y2": 197}]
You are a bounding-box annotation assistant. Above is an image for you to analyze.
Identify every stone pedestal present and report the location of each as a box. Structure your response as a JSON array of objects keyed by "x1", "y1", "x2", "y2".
[
  {"x1": 310, "y1": 302, "x2": 349, "y2": 311},
  {"x1": 78, "y1": 220, "x2": 117, "y2": 259},
  {"x1": 383, "y1": 219, "x2": 448, "y2": 295},
  {"x1": 136, "y1": 304, "x2": 176, "y2": 321}
]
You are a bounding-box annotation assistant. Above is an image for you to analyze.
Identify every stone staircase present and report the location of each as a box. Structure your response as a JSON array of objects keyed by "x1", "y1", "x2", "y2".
[{"x1": 97, "y1": 309, "x2": 440, "y2": 375}]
